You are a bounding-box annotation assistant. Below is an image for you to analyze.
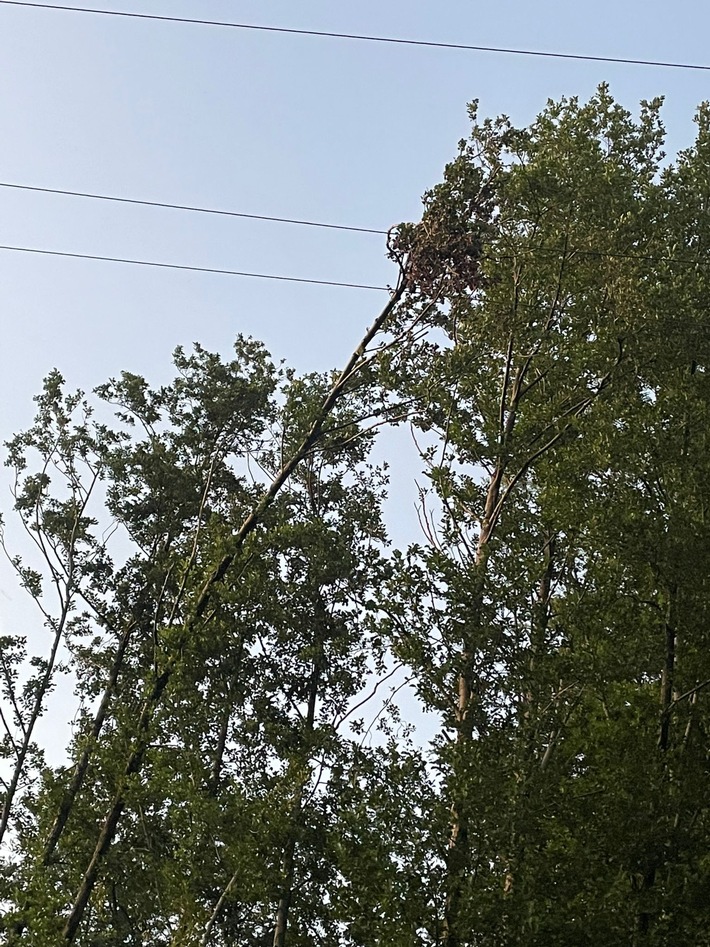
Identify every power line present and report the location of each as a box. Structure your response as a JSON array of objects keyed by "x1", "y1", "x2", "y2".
[
  {"x1": 3, "y1": 181, "x2": 707, "y2": 271},
  {"x1": 0, "y1": 183, "x2": 387, "y2": 236},
  {"x1": 0, "y1": 188, "x2": 706, "y2": 286},
  {"x1": 0, "y1": 243, "x2": 389, "y2": 290},
  {"x1": 2, "y1": 1, "x2": 709, "y2": 72},
  {"x1": 0, "y1": 236, "x2": 706, "y2": 293}
]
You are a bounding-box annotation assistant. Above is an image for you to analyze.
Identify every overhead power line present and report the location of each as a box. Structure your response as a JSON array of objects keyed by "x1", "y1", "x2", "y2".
[
  {"x1": 0, "y1": 244, "x2": 388, "y2": 290},
  {"x1": 2, "y1": 178, "x2": 708, "y2": 271},
  {"x1": 0, "y1": 235, "x2": 707, "y2": 296},
  {"x1": 0, "y1": 183, "x2": 387, "y2": 236},
  {"x1": 2, "y1": 1, "x2": 709, "y2": 72}
]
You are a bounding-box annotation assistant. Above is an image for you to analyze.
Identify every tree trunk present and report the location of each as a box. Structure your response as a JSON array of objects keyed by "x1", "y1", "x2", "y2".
[{"x1": 272, "y1": 638, "x2": 322, "y2": 947}]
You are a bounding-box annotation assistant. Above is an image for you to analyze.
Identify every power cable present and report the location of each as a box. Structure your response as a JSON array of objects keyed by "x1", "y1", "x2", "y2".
[
  {"x1": 3, "y1": 181, "x2": 708, "y2": 271},
  {"x1": 0, "y1": 237, "x2": 707, "y2": 295},
  {"x1": 0, "y1": 183, "x2": 387, "y2": 236},
  {"x1": 1, "y1": 1, "x2": 709, "y2": 72},
  {"x1": 0, "y1": 243, "x2": 389, "y2": 290}
]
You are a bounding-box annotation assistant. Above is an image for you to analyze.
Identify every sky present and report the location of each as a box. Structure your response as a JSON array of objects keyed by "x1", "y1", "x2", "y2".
[{"x1": 1, "y1": 0, "x2": 710, "y2": 753}]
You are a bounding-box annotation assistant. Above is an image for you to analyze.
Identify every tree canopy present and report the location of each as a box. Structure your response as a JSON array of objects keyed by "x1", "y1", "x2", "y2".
[{"x1": 2, "y1": 86, "x2": 710, "y2": 946}]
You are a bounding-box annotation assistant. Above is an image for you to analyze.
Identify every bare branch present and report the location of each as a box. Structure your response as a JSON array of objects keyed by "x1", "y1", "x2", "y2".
[
  {"x1": 332, "y1": 660, "x2": 406, "y2": 730},
  {"x1": 199, "y1": 869, "x2": 241, "y2": 947}
]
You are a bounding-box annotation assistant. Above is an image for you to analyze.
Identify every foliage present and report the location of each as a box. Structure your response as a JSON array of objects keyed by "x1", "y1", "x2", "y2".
[
  {"x1": 3, "y1": 88, "x2": 710, "y2": 945},
  {"x1": 382, "y1": 85, "x2": 710, "y2": 946}
]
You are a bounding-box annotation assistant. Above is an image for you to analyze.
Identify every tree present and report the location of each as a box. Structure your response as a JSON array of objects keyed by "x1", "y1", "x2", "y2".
[
  {"x1": 3, "y1": 86, "x2": 710, "y2": 946},
  {"x1": 384, "y1": 85, "x2": 710, "y2": 945},
  {"x1": 1, "y1": 282, "x2": 440, "y2": 945}
]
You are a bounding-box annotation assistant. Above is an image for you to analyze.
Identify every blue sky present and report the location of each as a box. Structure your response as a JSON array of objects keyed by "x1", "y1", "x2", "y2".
[
  {"x1": 2, "y1": 0, "x2": 709, "y2": 440},
  {"x1": 1, "y1": 1, "x2": 709, "y2": 734}
]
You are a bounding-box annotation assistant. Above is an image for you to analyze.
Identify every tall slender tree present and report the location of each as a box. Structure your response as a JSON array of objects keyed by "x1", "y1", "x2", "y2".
[{"x1": 383, "y1": 86, "x2": 710, "y2": 945}]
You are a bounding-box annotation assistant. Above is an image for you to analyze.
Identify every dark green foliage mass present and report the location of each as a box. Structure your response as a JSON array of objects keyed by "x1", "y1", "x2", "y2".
[
  {"x1": 2, "y1": 88, "x2": 710, "y2": 945},
  {"x1": 382, "y1": 85, "x2": 710, "y2": 946}
]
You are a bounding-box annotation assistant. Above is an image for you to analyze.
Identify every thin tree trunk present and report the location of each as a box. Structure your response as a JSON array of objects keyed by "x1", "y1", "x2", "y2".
[
  {"x1": 502, "y1": 534, "x2": 557, "y2": 911},
  {"x1": 207, "y1": 702, "x2": 232, "y2": 796},
  {"x1": 63, "y1": 665, "x2": 172, "y2": 942},
  {"x1": 207, "y1": 639, "x2": 245, "y2": 796},
  {"x1": 634, "y1": 587, "x2": 677, "y2": 943},
  {"x1": 272, "y1": 624, "x2": 322, "y2": 947},
  {"x1": 0, "y1": 590, "x2": 73, "y2": 846},
  {"x1": 272, "y1": 835, "x2": 298, "y2": 947},
  {"x1": 43, "y1": 620, "x2": 135, "y2": 863},
  {"x1": 443, "y1": 470, "x2": 500, "y2": 947}
]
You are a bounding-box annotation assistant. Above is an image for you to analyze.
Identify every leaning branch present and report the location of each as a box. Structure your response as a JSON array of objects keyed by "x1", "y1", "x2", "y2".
[{"x1": 61, "y1": 269, "x2": 410, "y2": 943}]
